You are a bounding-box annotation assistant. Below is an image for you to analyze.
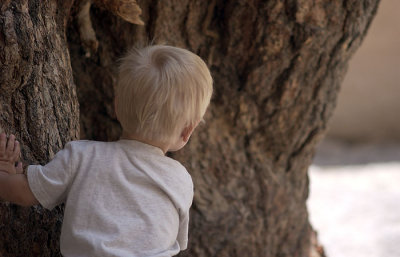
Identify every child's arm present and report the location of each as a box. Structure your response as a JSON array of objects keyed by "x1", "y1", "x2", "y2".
[
  {"x1": 0, "y1": 133, "x2": 39, "y2": 206},
  {"x1": 0, "y1": 172, "x2": 39, "y2": 206}
]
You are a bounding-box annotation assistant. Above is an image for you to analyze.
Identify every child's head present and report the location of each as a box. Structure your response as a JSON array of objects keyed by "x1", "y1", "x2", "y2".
[{"x1": 115, "y1": 45, "x2": 213, "y2": 146}]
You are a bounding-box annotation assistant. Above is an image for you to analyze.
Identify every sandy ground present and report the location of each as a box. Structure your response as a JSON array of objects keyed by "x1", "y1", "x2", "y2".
[{"x1": 307, "y1": 141, "x2": 400, "y2": 257}]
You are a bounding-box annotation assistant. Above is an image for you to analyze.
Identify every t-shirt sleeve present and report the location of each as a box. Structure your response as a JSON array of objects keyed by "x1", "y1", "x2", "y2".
[
  {"x1": 177, "y1": 175, "x2": 194, "y2": 251},
  {"x1": 177, "y1": 209, "x2": 190, "y2": 250},
  {"x1": 27, "y1": 142, "x2": 76, "y2": 210}
]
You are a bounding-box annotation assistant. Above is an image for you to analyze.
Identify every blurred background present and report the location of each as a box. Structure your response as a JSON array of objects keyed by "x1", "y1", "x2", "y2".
[{"x1": 307, "y1": 0, "x2": 400, "y2": 256}]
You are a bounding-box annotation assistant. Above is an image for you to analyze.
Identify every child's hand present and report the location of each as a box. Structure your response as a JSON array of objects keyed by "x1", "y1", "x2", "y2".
[{"x1": 0, "y1": 133, "x2": 23, "y2": 174}]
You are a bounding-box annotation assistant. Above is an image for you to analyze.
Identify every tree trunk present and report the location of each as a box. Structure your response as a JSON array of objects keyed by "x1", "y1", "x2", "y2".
[
  {"x1": 0, "y1": 0, "x2": 78, "y2": 256},
  {"x1": 0, "y1": 0, "x2": 379, "y2": 256}
]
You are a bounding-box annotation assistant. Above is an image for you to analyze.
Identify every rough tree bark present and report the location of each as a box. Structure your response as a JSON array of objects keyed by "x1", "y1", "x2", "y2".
[
  {"x1": 0, "y1": 0, "x2": 379, "y2": 256},
  {"x1": 0, "y1": 1, "x2": 79, "y2": 256}
]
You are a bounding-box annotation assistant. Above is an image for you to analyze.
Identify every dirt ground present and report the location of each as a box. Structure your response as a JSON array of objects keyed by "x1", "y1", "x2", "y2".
[{"x1": 308, "y1": 140, "x2": 400, "y2": 257}]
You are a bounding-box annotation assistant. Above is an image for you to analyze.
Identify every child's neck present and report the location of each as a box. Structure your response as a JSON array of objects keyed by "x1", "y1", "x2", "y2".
[{"x1": 120, "y1": 131, "x2": 168, "y2": 154}]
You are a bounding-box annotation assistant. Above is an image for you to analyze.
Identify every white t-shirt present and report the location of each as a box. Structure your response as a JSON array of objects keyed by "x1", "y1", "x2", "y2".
[{"x1": 27, "y1": 140, "x2": 193, "y2": 257}]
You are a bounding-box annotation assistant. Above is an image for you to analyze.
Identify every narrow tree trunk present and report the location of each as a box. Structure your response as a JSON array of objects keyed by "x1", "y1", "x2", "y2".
[{"x1": 0, "y1": 0, "x2": 379, "y2": 256}]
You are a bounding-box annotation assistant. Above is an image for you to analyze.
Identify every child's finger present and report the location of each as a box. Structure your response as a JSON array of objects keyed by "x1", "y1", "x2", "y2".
[
  {"x1": 6, "y1": 134, "x2": 15, "y2": 155},
  {"x1": 0, "y1": 133, "x2": 6, "y2": 154},
  {"x1": 13, "y1": 140, "x2": 20, "y2": 163},
  {"x1": 16, "y1": 162, "x2": 23, "y2": 174}
]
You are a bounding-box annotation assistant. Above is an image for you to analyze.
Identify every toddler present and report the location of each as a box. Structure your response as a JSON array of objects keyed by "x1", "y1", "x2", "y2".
[{"x1": 0, "y1": 45, "x2": 213, "y2": 257}]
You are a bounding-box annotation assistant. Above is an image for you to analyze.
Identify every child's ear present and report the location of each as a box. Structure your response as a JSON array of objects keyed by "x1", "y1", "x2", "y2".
[
  {"x1": 181, "y1": 122, "x2": 199, "y2": 143},
  {"x1": 181, "y1": 125, "x2": 194, "y2": 143}
]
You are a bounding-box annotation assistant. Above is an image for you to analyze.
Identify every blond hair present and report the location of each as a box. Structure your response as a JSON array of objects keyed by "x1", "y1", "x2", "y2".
[{"x1": 115, "y1": 45, "x2": 213, "y2": 143}]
